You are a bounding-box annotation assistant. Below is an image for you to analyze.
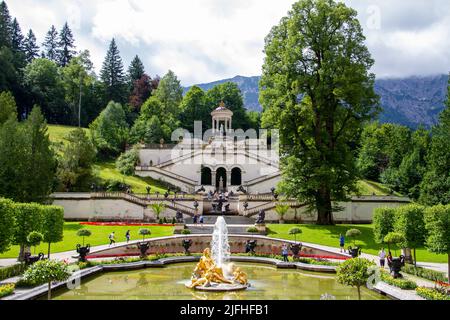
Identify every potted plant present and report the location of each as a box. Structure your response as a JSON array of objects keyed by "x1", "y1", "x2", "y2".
[
  {"x1": 76, "y1": 229, "x2": 92, "y2": 262},
  {"x1": 275, "y1": 204, "x2": 290, "y2": 224},
  {"x1": 384, "y1": 232, "x2": 406, "y2": 278},
  {"x1": 288, "y1": 227, "x2": 302, "y2": 260},
  {"x1": 346, "y1": 229, "x2": 362, "y2": 258}
]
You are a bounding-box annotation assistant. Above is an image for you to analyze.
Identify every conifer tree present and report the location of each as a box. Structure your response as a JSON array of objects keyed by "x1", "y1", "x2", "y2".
[
  {"x1": 100, "y1": 38, "x2": 127, "y2": 103},
  {"x1": 42, "y1": 25, "x2": 58, "y2": 62},
  {"x1": 128, "y1": 55, "x2": 145, "y2": 84},
  {"x1": 57, "y1": 22, "x2": 76, "y2": 67},
  {"x1": 23, "y1": 29, "x2": 39, "y2": 63},
  {"x1": 0, "y1": 1, "x2": 12, "y2": 48},
  {"x1": 11, "y1": 18, "x2": 24, "y2": 52}
]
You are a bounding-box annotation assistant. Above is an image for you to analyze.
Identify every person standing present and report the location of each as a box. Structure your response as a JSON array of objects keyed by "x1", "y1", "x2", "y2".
[
  {"x1": 109, "y1": 232, "x2": 116, "y2": 246},
  {"x1": 379, "y1": 248, "x2": 386, "y2": 268},
  {"x1": 125, "y1": 230, "x2": 131, "y2": 243},
  {"x1": 193, "y1": 214, "x2": 198, "y2": 225},
  {"x1": 281, "y1": 244, "x2": 289, "y2": 262},
  {"x1": 199, "y1": 215, "x2": 204, "y2": 227},
  {"x1": 339, "y1": 234, "x2": 345, "y2": 253}
]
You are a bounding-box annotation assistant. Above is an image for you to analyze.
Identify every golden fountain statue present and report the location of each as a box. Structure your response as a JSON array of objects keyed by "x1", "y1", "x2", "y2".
[{"x1": 187, "y1": 248, "x2": 249, "y2": 290}]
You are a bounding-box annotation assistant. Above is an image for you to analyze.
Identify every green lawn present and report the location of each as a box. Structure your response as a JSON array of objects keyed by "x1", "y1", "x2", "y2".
[
  {"x1": 355, "y1": 180, "x2": 402, "y2": 196},
  {"x1": 47, "y1": 125, "x2": 90, "y2": 146},
  {"x1": 267, "y1": 223, "x2": 447, "y2": 263},
  {"x1": 92, "y1": 161, "x2": 169, "y2": 194},
  {"x1": 0, "y1": 222, "x2": 174, "y2": 259}
]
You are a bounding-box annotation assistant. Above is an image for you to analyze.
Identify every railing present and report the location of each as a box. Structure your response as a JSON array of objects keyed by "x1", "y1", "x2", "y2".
[
  {"x1": 243, "y1": 200, "x2": 302, "y2": 217},
  {"x1": 135, "y1": 166, "x2": 197, "y2": 185},
  {"x1": 244, "y1": 193, "x2": 277, "y2": 201}
]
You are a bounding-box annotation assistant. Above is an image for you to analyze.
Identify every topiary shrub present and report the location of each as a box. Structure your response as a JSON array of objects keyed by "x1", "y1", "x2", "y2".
[
  {"x1": 76, "y1": 229, "x2": 92, "y2": 246},
  {"x1": 181, "y1": 229, "x2": 192, "y2": 235},
  {"x1": 336, "y1": 258, "x2": 375, "y2": 300},
  {"x1": 346, "y1": 229, "x2": 362, "y2": 247},
  {"x1": 139, "y1": 228, "x2": 151, "y2": 241}
]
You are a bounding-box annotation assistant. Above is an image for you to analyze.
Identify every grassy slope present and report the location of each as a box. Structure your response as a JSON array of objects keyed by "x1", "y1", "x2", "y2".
[
  {"x1": 0, "y1": 222, "x2": 174, "y2": 259},
  {"x1": 48, "y1": 125, "x2": 168, "y2": 194},
  {"x1": 267, "y1": 224, "x2": 447, "y2": 263}
]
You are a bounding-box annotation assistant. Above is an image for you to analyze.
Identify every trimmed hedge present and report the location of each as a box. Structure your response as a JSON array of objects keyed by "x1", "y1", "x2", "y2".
[
  {"x1": 402, "y1": 264, "x2": 448, "y2": 283},
  {"x1": 416, "y1": 287, "x2": 450, "y2": 300},
  {"x1": 380, "y1": 270, "x2": 417, "y2": 290},
  {"x1": 0, "y1": 284, "x2": 15, "y2": 298},
  {"x1": 0, "y1": 263, "x2": 27, "y2": 282}
]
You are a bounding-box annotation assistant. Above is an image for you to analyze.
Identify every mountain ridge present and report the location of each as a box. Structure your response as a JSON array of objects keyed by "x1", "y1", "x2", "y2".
[{"x1": 184, "y1": 74, "x2": 449, "y2": 128}]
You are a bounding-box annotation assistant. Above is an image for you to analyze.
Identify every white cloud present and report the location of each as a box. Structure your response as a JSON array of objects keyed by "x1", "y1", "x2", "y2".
[{"x1": 6, "y1": 0, "x2": 450, "y2": 85}]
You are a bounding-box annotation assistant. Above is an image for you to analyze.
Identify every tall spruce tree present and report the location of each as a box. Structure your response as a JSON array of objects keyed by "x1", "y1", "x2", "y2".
[
  {"x1": 23, "y1": 29, "x2": 39, "y2": 63},
  {"x1": 42, "y1": 25, "x2": 58, "y2": 62},
  {"x1": 128, "y1": 55, "x2": 145, "y2": 84},
  {"x1": 11, "y1": 18, "x2": 24, "y2": 52},
  {"x1": 57, "y1": 22, "x2": 76, "y2": 67},
  {"x1": 0, "y1": 1, "x2": 12, "y2": 48},
  {"x1": 260, "y1": 0, "x2": 379, "y2": 225},
  {"x1": 100, "y1": 38, "x2": 127, "y2": 104}
]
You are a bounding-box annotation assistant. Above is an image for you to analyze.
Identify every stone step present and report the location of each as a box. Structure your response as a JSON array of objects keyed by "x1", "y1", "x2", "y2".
[
  {"x1": 187, "y1": 226, "x2": 253, "y2": 235},
  {"x1": 184, "y1": 215, "x2": 255, "y2": 225}
]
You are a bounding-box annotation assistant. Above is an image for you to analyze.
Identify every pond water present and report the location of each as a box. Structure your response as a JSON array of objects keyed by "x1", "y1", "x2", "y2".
[{"x1": 51, "y1": 263, "x2": 389, "y2": 300}]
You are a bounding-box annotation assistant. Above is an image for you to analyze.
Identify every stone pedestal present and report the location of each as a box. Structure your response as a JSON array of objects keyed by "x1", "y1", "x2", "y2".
[{"x1": 174, "y1": 223, "x2": 186, "y2": 234}]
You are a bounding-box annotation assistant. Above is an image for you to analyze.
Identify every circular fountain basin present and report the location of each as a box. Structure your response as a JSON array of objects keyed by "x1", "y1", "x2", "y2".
[{"x1": 185, "y1": 282, "x2": 249, "y2": 292}]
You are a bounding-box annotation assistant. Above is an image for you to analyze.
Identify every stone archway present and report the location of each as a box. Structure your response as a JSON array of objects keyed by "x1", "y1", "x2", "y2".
[
  {"x1": 201, "y1": 167, "x2": 212, "y2": 186},
  {"x1": 231, "y1": 167, "x2": 242, "y2": 186},
  {"x1": 215, "y1": 167, "x2": 227, "y2": 191}
]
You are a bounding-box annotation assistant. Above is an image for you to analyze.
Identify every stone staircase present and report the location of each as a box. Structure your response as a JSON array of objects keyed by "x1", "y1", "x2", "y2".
[{"x1": 185, "y1": 215, "x2": 256, "y2": 235}]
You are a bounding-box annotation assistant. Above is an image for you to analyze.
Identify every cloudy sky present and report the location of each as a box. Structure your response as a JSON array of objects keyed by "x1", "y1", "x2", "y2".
[{"x1": 7, "y1": 0, "x2": 450, "y2": 86}]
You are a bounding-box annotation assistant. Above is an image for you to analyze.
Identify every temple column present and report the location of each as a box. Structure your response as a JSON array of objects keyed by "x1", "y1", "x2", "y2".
[{"x1": 226, "y1": 170, "x2": 232, "y2": 189}]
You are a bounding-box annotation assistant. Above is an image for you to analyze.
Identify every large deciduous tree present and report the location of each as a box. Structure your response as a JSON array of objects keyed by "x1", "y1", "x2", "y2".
[
  {"x1": 24, "y1": 58, "x2": 69, "y2": 124},
  {"x1": 90, "y1": 101, "x2": 129, "y2": 156},
  {"x1": 154, "y1": 70, "x2": 183, "y2": 118},
  {"x1": 57, "y1": 128, "x2": 96, "y2": 191},
  {"x1": 424, "y1": 204, "x2": 450, "y2": 285},
  {"x1": 180, "y1": 86, "x2": 210, "y2": 132},
  {"x1": 260, "y1": 0, "x2": 380, "y2": 224},
  {"x1": 0, "y1": 90, "x2": 17, "y2": 124}
]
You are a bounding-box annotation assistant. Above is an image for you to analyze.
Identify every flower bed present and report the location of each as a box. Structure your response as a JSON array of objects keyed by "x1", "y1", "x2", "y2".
[
  {"x1": 80, "y1": 222, "x2": 174, "y2": 227},
  {"x1": 402, "y1": 264, "x2": 448, "y2": 283},
  {"x1": 380, "y1": 270, "x2": 417, "y2": 290},
  {"x1": 416, "y1": 287, "x2": 450, "y2": 300},
  {"x1": 0, "y1": 284, "x2": 15, "y2": 298}
]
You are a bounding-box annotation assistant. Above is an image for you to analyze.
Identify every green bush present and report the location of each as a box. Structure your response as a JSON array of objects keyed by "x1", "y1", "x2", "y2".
[
  {"x1": 0, "y1": 284, "x2": 15, "y2": 298},
  {"x1": 0, "y1": 263, "x2": 27, "y2": 282},
  {"x1": 115, "y1": 146, "x2": 140, "y2": 176},
  {"x1": 181, "y1": 229, "x2": 191, "y2": 235},
  {"x1": 337, "y1": 258, "x2": 375, "y2": 300},
  {"x1": 380, "y1": 270, "x2": 417, "y2": 290},
  {"x1": 0, "y1": 198, "x2": 15, "y2": 254},
  {"x1": 402, "y1": 264, "x2": 448, "y2": 283},
  {"x1": 416, "y1": 287, "x2": 450, "y2": 300},
  {"x1": 246, "y1": 227, "x2": 259, "y2": 233},
  {"x1": 17, "y1": 260, "x2": 71, "y2": 288}
]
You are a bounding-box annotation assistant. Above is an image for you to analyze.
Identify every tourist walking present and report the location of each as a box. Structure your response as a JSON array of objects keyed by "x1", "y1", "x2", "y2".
[
  {"x1": 193, "y1": 214, "x2": 198, "y2": 225},
  {"x1": 125, "y1": 230, "x2": 131, "y2": 243},
  {"x1": 281, "y1": 244, "x2": 289, "y2": 262},
  {"x1": 387, "y1": 251, "x2": 393, "y2": 272},
  {"x1": 199, "y1": 215, "x2": 204, "y2": 227},
  {"x1": 109, "y1": 232, "x2": 116, "y2": 246},
  {"x1": 339, "y1": 234, "x2": 345, "y2": 253},
  {"x1": 379, "y1": 248, "x2": 386, "y2": 268}
]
